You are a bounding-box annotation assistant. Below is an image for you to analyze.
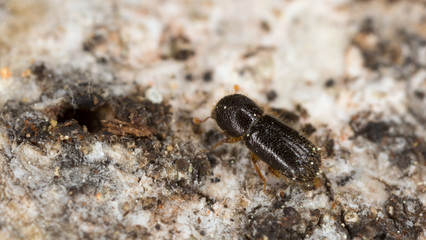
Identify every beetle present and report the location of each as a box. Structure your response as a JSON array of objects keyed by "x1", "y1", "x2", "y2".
[{"x1": 194, "y1": 94, "x2": 321, "y2": 190}]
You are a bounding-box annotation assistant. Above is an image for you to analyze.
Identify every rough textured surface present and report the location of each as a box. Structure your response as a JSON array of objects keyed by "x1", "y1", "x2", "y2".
[{"x1": 0, "y1": 0, "x2": 425, "y2": 239}]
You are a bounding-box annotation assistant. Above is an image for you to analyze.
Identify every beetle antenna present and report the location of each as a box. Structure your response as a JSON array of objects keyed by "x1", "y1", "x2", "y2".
[{"x1": 193, "y1": 116, "x2": 211, "y2": 124}]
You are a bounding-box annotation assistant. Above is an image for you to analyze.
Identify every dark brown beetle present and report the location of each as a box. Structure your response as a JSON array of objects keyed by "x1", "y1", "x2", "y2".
[{"x1": 195, "y1": 94, "x2": 321, "y2": 190}]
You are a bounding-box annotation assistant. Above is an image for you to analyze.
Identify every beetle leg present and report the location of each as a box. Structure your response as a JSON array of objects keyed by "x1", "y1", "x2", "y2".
[
  {"x1": 267, "y1": 166, "x2": 282, "y2": 179},
  {"x1": 251, "y1": 153, "x2": 267, "y2": 192},
  {"x1": 201, "y1": 136, "x2": 242, "y2": 152}
]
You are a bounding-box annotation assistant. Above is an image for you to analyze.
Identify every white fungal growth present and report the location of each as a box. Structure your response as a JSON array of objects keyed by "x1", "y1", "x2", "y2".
[{"x1": 146, "y1": 87, "x2": 163, "y2": 104}]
